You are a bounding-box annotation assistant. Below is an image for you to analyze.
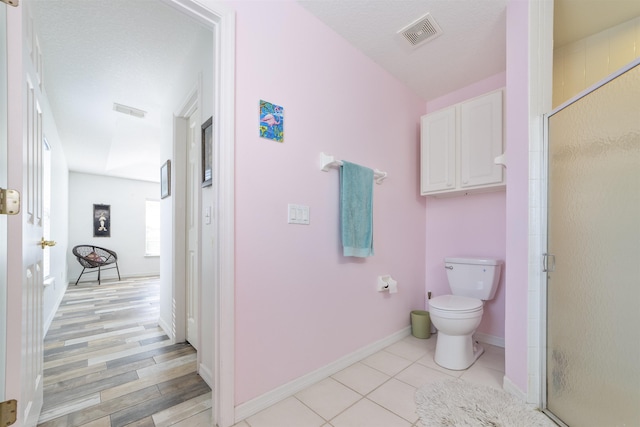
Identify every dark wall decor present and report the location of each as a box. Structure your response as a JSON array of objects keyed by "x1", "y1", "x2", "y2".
[
  {"x1": 93, "y1": 204, "x2": 111, "y2": 237},
  {"x1": 202, "y1": 116, "x2": 213, "y2": 187},
  {"x1": 161, "y1": 160, "x2": 171, "y2": 199}
]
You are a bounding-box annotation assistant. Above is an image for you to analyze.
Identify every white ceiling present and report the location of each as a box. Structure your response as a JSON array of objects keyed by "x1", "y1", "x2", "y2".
[
  {"x1": 31, "y1": 0, "x2": 211, "y2": 183},
  {"x1": 298, "y1": 0, "x2": 508, "y2": 101},
  {"x1": 31, "y1": 0, "x2": 640, "y2": 183}
]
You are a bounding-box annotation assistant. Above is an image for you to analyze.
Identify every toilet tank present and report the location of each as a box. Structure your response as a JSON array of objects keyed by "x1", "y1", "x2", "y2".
[{"x1": 445, "y1": 257, "x2": 503, "y2": 300}]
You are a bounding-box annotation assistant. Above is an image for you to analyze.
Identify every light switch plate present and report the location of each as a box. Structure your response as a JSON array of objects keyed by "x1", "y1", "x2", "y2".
[{"x1": 287, "y1": 204, "x2": 310, "y2": 225}]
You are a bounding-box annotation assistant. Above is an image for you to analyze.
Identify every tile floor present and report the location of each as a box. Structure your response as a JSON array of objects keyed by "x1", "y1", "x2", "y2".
[{"x1": 233, "y1": 335, "x2": 505, "y2": 427}]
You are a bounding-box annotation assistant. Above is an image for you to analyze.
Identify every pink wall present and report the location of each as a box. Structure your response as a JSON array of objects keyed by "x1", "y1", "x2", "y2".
[
  {"x1": 231, "y1": 0, "x2": 427, "y2": 404},
  {"x1": 424, "y1": 73, "x2": 507, "y2": 339},
  {"x1": 504, "y1": 0, "x2": 530, "y2": 392}
]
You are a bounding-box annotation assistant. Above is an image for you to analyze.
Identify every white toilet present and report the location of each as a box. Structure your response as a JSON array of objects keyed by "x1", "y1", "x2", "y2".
[{"x1": 428, "y1": 257, "x2": 503, "y2": 370}]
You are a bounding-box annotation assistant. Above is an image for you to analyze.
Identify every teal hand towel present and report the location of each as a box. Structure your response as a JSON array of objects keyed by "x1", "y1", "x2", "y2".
[{"x1": 340, "y1": 161, "x2": 374, "y2": 257}]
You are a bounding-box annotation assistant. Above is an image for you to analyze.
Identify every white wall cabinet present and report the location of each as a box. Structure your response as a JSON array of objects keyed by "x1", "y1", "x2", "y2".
[{"x1": 420, "y1": 89, "x2": 505, "y2": 197}]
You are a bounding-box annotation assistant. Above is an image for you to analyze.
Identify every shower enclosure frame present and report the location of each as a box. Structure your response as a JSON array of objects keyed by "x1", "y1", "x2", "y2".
[{"x1": 541, "y1": 57, "x2": 640, "y2": 426}]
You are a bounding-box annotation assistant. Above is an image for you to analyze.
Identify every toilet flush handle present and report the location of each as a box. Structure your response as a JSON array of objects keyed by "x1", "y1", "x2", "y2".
[{"x1": 445, "y1": 265, "x2": 453, "y2": 270}]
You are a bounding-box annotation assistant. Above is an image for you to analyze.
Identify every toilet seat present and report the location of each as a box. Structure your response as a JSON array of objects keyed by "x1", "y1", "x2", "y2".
[{"x1": 429, "y1": 295, "x2": 482, "y2": 314}]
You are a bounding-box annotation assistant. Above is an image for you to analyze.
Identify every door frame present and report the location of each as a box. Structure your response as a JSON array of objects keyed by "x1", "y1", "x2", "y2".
[
  {"x1": 173, "y1": 80, "x2": 201, "y2": 350},
  {"x1": 0, "y1": 2, "x2": 8, "y2": 403},
  {"x1": 162, "y1": 1, "x2": 236, "y2": 426}
]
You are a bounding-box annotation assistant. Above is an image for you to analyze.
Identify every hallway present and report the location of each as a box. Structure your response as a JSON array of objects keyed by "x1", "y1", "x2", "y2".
[{"x1": 37, "y1": 276, "x2": 211, "y2": 427}]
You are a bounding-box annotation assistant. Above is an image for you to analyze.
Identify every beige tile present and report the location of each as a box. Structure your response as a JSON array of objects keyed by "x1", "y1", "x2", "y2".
[
  {"x1": 459, "y1": 364, "x2": 504, "y2": 389},
  {"x1": 361, "y1": 350, "x2": 413, "y2": 376},
  {"x1": 383, "y1": 337, "x2": 431, "y2": 362},
  {"x1": 394, "y1": 362, "x2": 456, "y2": 389},
  {"x1": 330, "y1": 398, "x2": 411, "y2": 427},
  {"x1": 367, "y1": 378, "x2": 419, "y2": 423},
  {"x1": 331, "y1": 362, "x2": 390, "y2": 395},
  {"x1": 231, "y1": 421, "x2": 250, "y2": 427},
  {"x1": 246, "y1": 397, "x2": 325, "y2": 427},
  {"x1": 474, "y1": 343, "x2": 505, "y2": 372},
  {"x1": 415, "y1": 352, "x2": 464, "y2": 377},
  {"x1": 295, "y1": 378, "x2": 361, "y2": 420},
  {"x1": 152, "y1": 391, "x2": 211, "y2": 427}
]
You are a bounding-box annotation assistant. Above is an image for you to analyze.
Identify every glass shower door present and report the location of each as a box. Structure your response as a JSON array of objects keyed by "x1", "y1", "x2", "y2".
[{"x1": 545, "y1": 61, "x2": 640, "y2": 426}]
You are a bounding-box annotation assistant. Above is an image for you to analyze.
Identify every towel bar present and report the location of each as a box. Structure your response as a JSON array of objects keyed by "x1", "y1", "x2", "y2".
[{"x1": 320, "y1": 152, "x2": 387, "y2": 184}]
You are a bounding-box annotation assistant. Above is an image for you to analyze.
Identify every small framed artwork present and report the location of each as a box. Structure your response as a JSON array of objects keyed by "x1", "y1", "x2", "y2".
[
  {"x1": 93, "y1": 204, "x2": 111, "y2": 237},
  {"x1": 161, "y1": 160, "x2": 171, "y2": 199},
  {"x1": 259, "y1": 100, "x2": 284, "y2": 142},
  {"x1": 202, "y1": 116, "x2": 213, "y2": 187}
]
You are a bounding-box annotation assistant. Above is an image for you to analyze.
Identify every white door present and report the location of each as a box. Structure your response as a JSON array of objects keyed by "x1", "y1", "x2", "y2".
[
  {"x1": 0, "y1": 1, "x2": 9, "y2": 403},
  {"x1": 21, "y1": 77, "x2": 45, "y2": 426},
  {"x1": 186, "y1": 109, "x2": 200, "y2": 349}
]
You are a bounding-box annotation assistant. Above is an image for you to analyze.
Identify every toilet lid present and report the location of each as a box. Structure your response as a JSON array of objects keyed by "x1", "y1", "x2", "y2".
[{"x1": 429, "y1": 295, "x2": 483, "y2": 312}]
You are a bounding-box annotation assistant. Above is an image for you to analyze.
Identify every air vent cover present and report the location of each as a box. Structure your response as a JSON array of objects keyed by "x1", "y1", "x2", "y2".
[
  {"x1": 398, "y1": 13, "x2": 443, "y2": 47},
  {"x1": 113, "y1": 102, "x2": 146, "y2": 119}
]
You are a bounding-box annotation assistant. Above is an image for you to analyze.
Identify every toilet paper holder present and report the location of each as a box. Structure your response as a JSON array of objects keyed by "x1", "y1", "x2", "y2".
[{"x1": 377, "y1": 275, "x2": 398, "y2": 294}]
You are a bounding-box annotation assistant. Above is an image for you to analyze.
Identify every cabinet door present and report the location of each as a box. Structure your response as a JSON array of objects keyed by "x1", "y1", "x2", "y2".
[
  {"x1": 459, "y1": 91, "x2": 503, "y2": 188},
  {"x1": 420, "y1": 107, "x2": 456, "y2": 194}
]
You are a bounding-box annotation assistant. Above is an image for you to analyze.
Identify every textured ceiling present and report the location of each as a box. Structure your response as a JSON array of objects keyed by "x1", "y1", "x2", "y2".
[
  {"x1": 298, "y1": 0, "x2": 508, "y2": 102},
  {"x1": 31, "y1": 0, "x2": 211, "y2": 182},
  {"x1": 30, "y1": 0, "x2": 640, "y2": 183}
]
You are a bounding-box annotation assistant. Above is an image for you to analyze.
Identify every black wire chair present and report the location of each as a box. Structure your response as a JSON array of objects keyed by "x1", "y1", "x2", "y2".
[{"x1": 72, "y1": 245, "x2": 121, "y2": 285}]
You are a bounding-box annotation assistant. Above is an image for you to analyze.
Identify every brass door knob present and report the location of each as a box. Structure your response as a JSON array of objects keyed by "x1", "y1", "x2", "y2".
[{"x1": 40, "y1": 238, "x2": 56, "y2": 249}]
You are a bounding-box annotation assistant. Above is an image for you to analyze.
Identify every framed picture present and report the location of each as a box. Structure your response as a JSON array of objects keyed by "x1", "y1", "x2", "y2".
[
  {"x1": 202, "y1": 116, "x2": 213, "y2": 187},
  {"x1": 161, "y1": 160, "x2": 171, "y2": 199},
  {"x1": 93, "y1": 204, "x2": 111, "y2": 237},
  {"x1": 259, "y1": 100, "x2": 284, "y2": 142}
]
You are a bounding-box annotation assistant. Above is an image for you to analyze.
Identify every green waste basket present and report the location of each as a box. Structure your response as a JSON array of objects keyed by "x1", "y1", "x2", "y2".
[{"x1": 410, "y1": 310, "x2": 431, "y2": 339}]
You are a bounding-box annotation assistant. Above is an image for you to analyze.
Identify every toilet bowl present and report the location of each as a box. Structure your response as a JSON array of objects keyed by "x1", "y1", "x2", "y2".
[
  {"x1": 429, "y1": 295, "x2": 484, "y2": 370},
  {"x1": 428, "y1": 257, "x2": 503, "y2": 370}
]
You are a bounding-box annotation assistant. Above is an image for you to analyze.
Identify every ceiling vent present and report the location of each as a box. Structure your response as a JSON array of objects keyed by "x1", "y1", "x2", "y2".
[
  {"x1": 113, "y1": 102, "x2": 146, "y2": 119},
  {"x1": 398, "y1": 13, "x2": 443, "y2": 48}
]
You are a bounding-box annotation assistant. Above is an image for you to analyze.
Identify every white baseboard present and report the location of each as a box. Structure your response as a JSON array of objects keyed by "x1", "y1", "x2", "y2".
[
  {"x1": 474, "y1": 332, "x2": 504, "y2": 348},
  {"x1": 44, "y1": 280, "x2": 69, "y2": 336},
  {"x1": 199, "y1": 363, "x2": 213, "y2": 389},
  {"x1": 234, "y1": 327, "x2": 411, "y2": 423},
  {"x1": 503, "y1": 375, "x2": 527, "y2": 401},
  {"x1": 158, "y1": 317, "x2": 174, "y2": 343}
]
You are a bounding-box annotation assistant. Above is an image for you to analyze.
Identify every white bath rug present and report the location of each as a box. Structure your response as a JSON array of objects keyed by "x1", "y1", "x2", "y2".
[{"x1": 415, "y1": 379, "x2": 556, "y2": 426}]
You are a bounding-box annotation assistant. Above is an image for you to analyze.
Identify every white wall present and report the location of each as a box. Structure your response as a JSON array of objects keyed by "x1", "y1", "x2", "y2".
[
  {"x1": 158, "y1": 23, "x2": 213, "y2": 372},
  {"x1": 68, "y1": 172, "x2": 160, "y2": 283},
  {"x1": 42, "y1": 89, "x2": 70, "y2": 333}
]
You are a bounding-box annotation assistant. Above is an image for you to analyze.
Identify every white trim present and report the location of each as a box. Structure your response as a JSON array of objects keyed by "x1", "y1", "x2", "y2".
[
  {"x1": 158, "y1": 316, "x2": 174, "y2": 343},
  {"x1": 528, "y1": 0, "x2": 554, "y2": 408},
  {"x1": 235, "y1": 327, "x2": 410, "y2": 423},
  {"x1": 43, "y1": 279, "x2": 67, "y2": 336},
  {"x1": 173, "y1": 81, "x2": 200, "y2": 349},
  {"x1": 211, "y1": 5, "x2": 236, "y2": 427},
  {"x1": 474, "y1": 332, "x2": 504, "y2": 348},
  {"x1": 199, "y1": 362, "x2": 213, "y2": 388},
  {"x1": 164, "y1": 1, "x2": 236, "y2": 426}
]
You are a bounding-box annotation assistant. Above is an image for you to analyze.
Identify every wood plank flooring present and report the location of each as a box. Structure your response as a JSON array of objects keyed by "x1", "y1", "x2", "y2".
[{"x1": 37, "y1": 276, "x2": 212, "y2": 427}]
